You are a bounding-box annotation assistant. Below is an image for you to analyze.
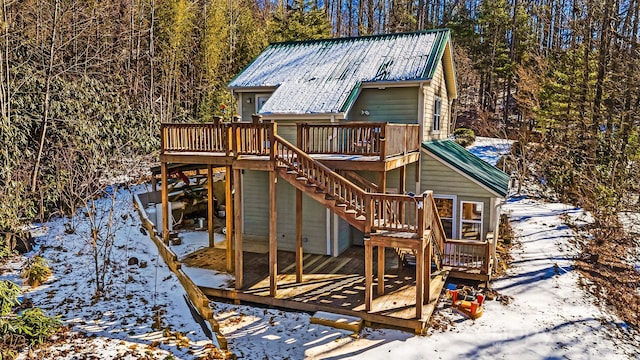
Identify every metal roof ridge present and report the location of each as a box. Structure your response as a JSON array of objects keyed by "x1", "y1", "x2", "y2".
[{"x1": 269, "y1": 29, "x2": 451, "y2": 47}]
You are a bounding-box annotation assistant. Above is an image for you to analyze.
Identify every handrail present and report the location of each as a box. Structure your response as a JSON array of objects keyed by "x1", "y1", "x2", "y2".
[
  {"x1": 274, "y1": 134, "x2": 369, "y2": 219},
  {"x1": 424, "y1": 191, "x2": 446, "y2": 261},
  {"x1": 231, "y1": 122, "x2": 274, "y2": 156},
  {"x1": 298, "y1": 122, "x2": 384, "y2": 157},
  {"x1": 297, "y1": 122, "x2": 420, "y2": 160},
  {"x1": 442, "y1": 238, "x2": 490, "y2": 271},
  {"x1": 161, "y1": 123, "x2": 228, "y2": 154}
]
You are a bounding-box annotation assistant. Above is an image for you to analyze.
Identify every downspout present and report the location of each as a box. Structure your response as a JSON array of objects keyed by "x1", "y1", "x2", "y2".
[
  {"x1": 492, "y1": 198, "x2": 504, "y2": 266},
  {"x1": 416, "y1": 83, "x2": 426, "y2": 193}
]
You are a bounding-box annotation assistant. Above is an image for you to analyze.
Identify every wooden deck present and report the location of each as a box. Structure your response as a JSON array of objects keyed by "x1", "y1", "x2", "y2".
[{"x1": 183, "y1": 246, "x2": 447, "y2": 333}]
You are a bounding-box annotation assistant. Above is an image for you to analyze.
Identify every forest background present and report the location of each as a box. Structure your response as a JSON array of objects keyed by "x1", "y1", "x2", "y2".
[{"x1": 0, "y1": 0, "x2": 638, "y2": 260}]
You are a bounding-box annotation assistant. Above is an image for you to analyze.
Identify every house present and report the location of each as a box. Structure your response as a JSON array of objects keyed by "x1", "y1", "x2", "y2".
[{"x1": 156, "y1": 29, "x2": 510, "y2": 333}]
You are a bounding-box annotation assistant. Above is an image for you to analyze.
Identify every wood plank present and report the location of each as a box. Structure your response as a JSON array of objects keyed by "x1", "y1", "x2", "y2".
[
  {"x1": 234, "y1": 168, "x2": 243, "y2": 289},
  {"x1": 377, "y1": 246, "x2": 385, "y2": 295},
  {"x1": 160, "y1": 153, "x2": 233, "y2": 166},
  {"x1": 328, "y1": 258, "x2": 352, "y2": 274},
  {"x1": 161, "y1": 162, "x2": 169, "y2": 244},
  {"x1": 415, "y1": 244, "x2": 424, "y2": 319},
  {"x1": 365, "y1": 239, "x2": 372, "y2": 311},
  {"x1": 282, "y1": 254, "x2": 311, "y2": 273},
  {"x1": 207, "y1": 165, "x2": 215, "y2": 248},
  {"x1": 269, "y1": 170, "x2": 277, "y2": 297},
  {"x1": 296, "y1": 189, "x2": 303, "y2": 282},
  {"x1": 225, "y1": 165, "x2": 233, "y2": 272}
]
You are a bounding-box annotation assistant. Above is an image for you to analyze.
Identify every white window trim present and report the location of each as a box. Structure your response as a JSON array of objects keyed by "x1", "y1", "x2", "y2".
[
  {"x1": 459, "y1": 201, "x2": 484, "y2": 241},
  {"x1": 432, "y1": 96, "x2": 442, "y2": 132},
  {"x1": 434, "y1": 194, "x2": 457, "y2": 239}
]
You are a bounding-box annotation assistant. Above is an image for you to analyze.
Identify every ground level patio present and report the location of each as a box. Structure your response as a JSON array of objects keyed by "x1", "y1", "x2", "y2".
[{"x1": 180, "y1": 241, "x2": 448, "y2": 333}]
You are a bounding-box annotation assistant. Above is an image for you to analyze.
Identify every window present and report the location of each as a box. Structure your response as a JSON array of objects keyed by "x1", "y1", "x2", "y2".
[
  {"x1": 434, "y1": 195, "x2": 455, "y2": 238},
  {"x1": 432, "y1": 97, "x2": 442, "y2": 132},
  {"x1": 256, "y1": 94, "x2": 270, "y2": 113},
  {"x1": 460, "y1": 201, "x2": 483, "y2": 241}
]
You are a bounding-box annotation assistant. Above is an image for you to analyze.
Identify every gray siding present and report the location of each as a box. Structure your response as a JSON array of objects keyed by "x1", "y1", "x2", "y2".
[
  {"x1": 420, "y1": 152, "x2": 495, "y2": 240},
  {"x1": 242, "y1": 170, "x2": 328, "y2": 254},
  {"x1": 347, "y1": 87, "x2": 419, "y2": 123}
]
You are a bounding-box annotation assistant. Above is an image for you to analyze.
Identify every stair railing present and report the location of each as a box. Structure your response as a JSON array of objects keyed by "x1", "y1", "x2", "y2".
[{"x1": 274, "y1": 135, "x2": 369, "y2": 221}]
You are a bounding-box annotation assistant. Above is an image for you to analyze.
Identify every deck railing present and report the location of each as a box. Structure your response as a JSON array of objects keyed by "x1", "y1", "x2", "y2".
[
  {"x1": 161, "y1": 123, "x2": 228, "y2": 154},
  {"x1": 297, "y1": 123, "x2": 420, "y2": 160},
  {"x1": 231, "y1": 122, "x2": 275, "y2": 156},
  {"x1": 384, "y1": 123, "x2": 421, "y2": 158},
  {"x1": 162, "y1": 121, "x2": 419, "y2": 160},
  {"x1": 442, "y1": 239, "x2": 491, "y2": 274}
]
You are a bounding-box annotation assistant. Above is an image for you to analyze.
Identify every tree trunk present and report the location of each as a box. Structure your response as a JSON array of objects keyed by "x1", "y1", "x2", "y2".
[{"x1": 31, "y1": 0, "x2": 60, "y2": 192}]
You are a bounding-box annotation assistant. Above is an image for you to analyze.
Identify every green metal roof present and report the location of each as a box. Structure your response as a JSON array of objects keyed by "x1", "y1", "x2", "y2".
[{"x1": 422, "y1": 140, "x2": 510, "y2": 197}]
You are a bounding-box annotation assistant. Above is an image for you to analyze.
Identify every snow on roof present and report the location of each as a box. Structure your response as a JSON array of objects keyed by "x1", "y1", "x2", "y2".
[{"x1": 228, "y1": 29, "x2": 451, "y2": 115}]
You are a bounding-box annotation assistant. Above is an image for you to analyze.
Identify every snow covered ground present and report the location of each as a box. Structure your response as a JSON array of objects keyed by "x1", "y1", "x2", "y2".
[
  {"x1": 1, "y1": 184, "x2": 217, "y2": 359},
  {"x1": 211, "y1": 198, "x2": 639, "y2": 359},
  {"x1": 2, "y1": 137, "x2": 638, "y2": 359},
  {"x1": 466, "y1": 136, "x2": 513, "y2": 166}
]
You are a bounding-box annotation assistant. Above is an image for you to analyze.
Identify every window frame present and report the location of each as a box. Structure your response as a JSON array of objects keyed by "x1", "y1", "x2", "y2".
[
  {"x1": 434, "y1": 194, "x2": 456, "y2": 239},
  {"x1": 255, "y1": 94, "x2": 271, "y2": 113},
  {"x1": 432, "y1": 96, "x2": 442, "y2": 133},
  {"x1": 459, "y1": 201, "x2": 484, "y2": 241}
]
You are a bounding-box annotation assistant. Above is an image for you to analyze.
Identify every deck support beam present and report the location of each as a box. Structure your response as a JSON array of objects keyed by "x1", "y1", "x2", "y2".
[
  {"x1": 416, "y1": 240, "x2": 425, "y2": 319},
  {"x1": 296, "y1": 189, "x2": 303, "y2": 283},
  {"x1": 234, "y1": 168, "x2": 243, "y2": 289},
  {"x1": 425, "y1": 238, "x2": 431, "y2": 302},
  {"x1": 160, "y1": 162, "x2": 169, "y2": 245},
  {"x1": 225, "y1": 165, "x2": 233, "y2": 272},
  {"x1": 364, "y1": 237, "x2": 372, "y2": 311},
  {"x1": 207, "y1": 165, "x2": 215, "y2": 248},
  {"x1": 377, "y1": 246, "x2": 385, "y2": 295},
  {"x1": 378, "y1": 171, "x2": 387, "y2": 193},
  {"x1": 269, "y1": 170, "x2": 278, "y2": 297}
]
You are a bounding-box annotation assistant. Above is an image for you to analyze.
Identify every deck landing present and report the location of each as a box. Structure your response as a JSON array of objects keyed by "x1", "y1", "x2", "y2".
[{"x1": 183, "y1": 246, "x2": 447, "y2": 333}]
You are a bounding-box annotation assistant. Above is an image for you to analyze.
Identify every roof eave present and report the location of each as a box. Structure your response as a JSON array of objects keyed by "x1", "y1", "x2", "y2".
[{"x1": 420, "y1": 144, "x2": 508, "y2": 198}]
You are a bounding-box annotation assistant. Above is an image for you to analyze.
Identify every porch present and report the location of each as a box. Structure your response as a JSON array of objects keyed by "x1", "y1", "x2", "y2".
[
  {"x1": 160, "y1": 121, "x2": 420, "y2": 173},
  {"x1": 182, "y1": 245, "x2": 447, "y2": 333}
]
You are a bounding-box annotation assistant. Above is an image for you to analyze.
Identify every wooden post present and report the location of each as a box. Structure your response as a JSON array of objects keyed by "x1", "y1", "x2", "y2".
[
  {"x1": 269, "y1": 170, "x2": 278, "y2": 297},
  {"x1": 379, "y1": 124, "x2": 387, "y2": 160},
  {"x1": 207, "y1": 165, "x2": 215, "y2": 248},
  {"x1": 416, "y1": 242, "x2": 424, "y2": 319},
  {"x1": 234, "y1": 168, "x2": 243, "y2": 289},
  {"x1": 399, "y1": 165, "x2": 406, "y2": 223},
  {"x1": 252, "y1": 114, "x2": 262, "y2": 124},
  {"x1": 151, "y1": 176, "x2": 157, "y2": 192},
  {"x1": 379, "y1": 171, "x2": 387, "y2": 193},
  {"x1": 377, "y1": 246, "x2": 385, "y2": 295},
  {"x1": 364, "y1": 237, "x2": 372, "y2": 311},
  {"x1": 213, "y1": 116, "x2": 222, "y2": 125},
  {"x1": 225, "y1": 165, "x2": 233, "y2": 272},
  {"x1": 160, "y1": 162, "x2": 169, "y2": 245},
  {"x1": 425, "y1": 237, "x2": 431, "y2": 302},
  {"x1": 296, "y1": 189, "x2": 303, "y2": 283}
]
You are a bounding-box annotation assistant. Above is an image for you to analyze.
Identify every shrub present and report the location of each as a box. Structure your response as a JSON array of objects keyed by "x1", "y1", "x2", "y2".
[
  {"x1": 0, "y1": 280, "x2": 62, "y2": 359},
  {"x1": 22, "y1": 256, "x2": 52, "y2": 287},
  {"x1": 453, "y1": 128, "x2": 476, "y2": 147}
]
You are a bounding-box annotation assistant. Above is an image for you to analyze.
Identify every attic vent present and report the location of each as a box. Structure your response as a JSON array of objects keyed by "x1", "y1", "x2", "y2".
[{"x1": 374, "y1": 60, "x2": 393, "y2": 80}]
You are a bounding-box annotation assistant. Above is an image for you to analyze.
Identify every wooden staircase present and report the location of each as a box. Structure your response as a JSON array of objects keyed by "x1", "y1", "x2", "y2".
[
  {"x1": 274, "y1": 135, "x2": 369, "y2": 233},
  {"x1": 273, "y1": 135, "x2": 447, "y2": 262}
]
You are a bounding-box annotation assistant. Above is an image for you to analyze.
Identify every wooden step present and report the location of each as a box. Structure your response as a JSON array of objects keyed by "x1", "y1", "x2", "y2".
[
  {"x1": 310, "y1": 311, "x2": 362, "y2": 333},
  {"x1": 296, "y1": 177, "x2": 307, "y2": 181}
]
